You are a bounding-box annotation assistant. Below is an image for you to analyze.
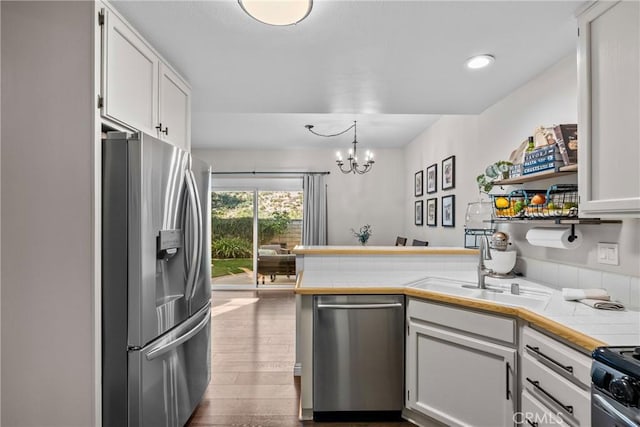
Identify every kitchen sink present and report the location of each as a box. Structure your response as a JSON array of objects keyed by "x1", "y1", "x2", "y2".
[{"x1": 407, "y1": 277, "x2": 551, "y2": 310}]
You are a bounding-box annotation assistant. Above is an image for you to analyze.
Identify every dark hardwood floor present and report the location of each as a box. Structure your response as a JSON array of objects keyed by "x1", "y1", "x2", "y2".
[{"x1": 186, "y1": 290, "x2": 417, "y2": 427}]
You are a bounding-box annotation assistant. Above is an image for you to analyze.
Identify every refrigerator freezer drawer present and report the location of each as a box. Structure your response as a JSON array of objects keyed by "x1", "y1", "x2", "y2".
[{"x1": 128, "y1": 303, "x2": 211, "y2": 427}]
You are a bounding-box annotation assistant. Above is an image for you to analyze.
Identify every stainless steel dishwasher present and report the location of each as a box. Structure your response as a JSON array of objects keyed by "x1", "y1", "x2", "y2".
[{"x1": 313, "y1": 294, "x2": 405, "y2": 421}]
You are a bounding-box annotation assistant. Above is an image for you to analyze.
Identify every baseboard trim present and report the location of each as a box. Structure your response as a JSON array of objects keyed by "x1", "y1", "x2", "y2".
[
  {"x1": 299, "y1": 405, "x2": 313, "y2": 421},
  {"x1": 402, "y1": 407, "x2": 447, "y2": 427}
]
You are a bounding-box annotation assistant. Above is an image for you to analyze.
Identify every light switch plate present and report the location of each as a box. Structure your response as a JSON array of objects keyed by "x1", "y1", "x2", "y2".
[{"x1": 597, "y1": 242, "x2": 619, "y2": 265}]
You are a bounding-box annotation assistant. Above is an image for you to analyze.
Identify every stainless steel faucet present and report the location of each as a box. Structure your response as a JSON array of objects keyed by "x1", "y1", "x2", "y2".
[{"x1": 477, "y1": 235, "x2": 493, "y2": 289}]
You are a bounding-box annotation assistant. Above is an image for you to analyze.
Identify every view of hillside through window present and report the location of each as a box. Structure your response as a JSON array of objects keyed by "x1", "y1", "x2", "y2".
[{"x1": 211, "y1": 190, "x2": 303, "y2": 286}]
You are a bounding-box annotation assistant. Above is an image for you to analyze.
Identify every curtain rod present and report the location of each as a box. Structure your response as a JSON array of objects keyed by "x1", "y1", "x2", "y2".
[{"x1": 211, "y1": 171, "x2": 330, "y2": 176}]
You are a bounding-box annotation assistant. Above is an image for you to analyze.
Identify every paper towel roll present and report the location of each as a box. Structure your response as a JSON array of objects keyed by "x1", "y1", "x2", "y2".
[{"x1": 525, "y1": 227, "x2": 582, "y2": 249}]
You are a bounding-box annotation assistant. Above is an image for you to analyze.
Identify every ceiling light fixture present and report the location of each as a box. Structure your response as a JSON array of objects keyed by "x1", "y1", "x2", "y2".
[
  {"x1": 305, "y1": 121, "x2": 375, "y2": 175},
  {"x1": 465, "y1": 54, "x2": 495, "y2": 69},
  {"x1": 238, "y1": 0, "x2": 313, "y2": 26}
]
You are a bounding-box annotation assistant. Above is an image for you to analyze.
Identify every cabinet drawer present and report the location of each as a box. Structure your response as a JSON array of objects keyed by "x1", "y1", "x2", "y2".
[
  {"x1": 523, "y1": 326, "x2": 591, "y2": 387},
  {"x1": 408, "y1": 298, "x2": 515, "y2": 344},
  {"x1": 521, "y1": 390, "x2": 570, "y2": 427},
  {"x1": 523, "y1": 352, "x2": 590, "y2": 426}
]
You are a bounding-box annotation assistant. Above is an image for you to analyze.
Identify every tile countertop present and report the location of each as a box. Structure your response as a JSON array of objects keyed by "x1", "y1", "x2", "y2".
[
  {"x1": 292, "y1": 245, "x2": 478, "y2": 255},
  {"x1": 295, "y1": 269, "x2": 640, "y2": 352}
]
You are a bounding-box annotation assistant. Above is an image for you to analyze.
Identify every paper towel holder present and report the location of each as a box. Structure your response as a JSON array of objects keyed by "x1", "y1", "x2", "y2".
[{"x1": 567, "y1": 224, "x2": 578, "y2": 243}]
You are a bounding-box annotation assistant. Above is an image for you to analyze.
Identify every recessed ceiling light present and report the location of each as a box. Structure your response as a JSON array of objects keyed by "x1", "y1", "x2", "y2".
[
  {"x1": 238, "y1": 0, "x2": 313, "y2": 26},
  {"x1": 465, "y1": 54, "x2": 495, "y2": 70}
]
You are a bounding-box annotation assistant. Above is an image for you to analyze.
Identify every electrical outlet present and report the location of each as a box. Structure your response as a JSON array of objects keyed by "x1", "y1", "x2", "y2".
[{"x1": 597, "y1": 242, "x2": 619, "y2": 265}]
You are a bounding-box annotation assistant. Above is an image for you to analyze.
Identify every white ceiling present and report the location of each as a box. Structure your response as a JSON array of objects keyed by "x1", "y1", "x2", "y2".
[{"x1": 111, "y1": 0, "x2": 582, "y2": 150}]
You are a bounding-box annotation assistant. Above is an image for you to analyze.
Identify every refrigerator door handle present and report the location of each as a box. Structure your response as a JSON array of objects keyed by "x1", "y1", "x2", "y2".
[
  {"x1": 145, "y1": 306, "x2": 210, "y2": 361},
  {"x1": 185, "y1": 170, "x2": 204, "y2": 306},
  {"x1": 188, "y1": 169, "x2": 203, "y2": 303},
  {"x1": 184, "y1": 169, "x2": 200, "y2": 308}
]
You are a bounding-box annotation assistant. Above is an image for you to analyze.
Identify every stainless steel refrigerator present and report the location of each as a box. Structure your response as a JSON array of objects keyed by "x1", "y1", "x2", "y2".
[{"x1": 102, "y1": 132, "x2": 212, "y2": 427}]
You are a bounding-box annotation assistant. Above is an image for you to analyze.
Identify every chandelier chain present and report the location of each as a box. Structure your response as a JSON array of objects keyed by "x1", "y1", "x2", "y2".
[
  {"x1": 304, "y1": 120, "x2": 374, "y2": 175},
  {"x1": 304, "y1": 122, "x2": 355, "y2": 138}
]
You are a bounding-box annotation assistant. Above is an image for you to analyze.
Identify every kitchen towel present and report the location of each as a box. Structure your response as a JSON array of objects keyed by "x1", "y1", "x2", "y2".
[
  {"x1": 562, "y1": 287, "x2": 610, "y2": 301},
  {"x1": 526, "y1": 227, "x2": 582, "y2": 249},
  {"x1": 577, "y1": 298, "x2": 625, "y2": 311}
]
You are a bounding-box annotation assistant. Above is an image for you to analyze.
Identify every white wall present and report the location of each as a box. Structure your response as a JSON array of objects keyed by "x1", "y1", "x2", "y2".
[
  {"x1": 404, "y1": 55, "x2": 640, "y2": 278},
  {"x1": 192, "y1": 148, "x2": 406, "y2": 246},
  {"x1": 0, "y1": 4, "x2": 3, "y2": 422},
  {"x1": 1, "y1": 2, "x2": 96, "y2": 426}
]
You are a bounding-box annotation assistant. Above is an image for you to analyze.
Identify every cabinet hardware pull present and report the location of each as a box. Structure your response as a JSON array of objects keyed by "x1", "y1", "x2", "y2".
[
  {"x1": 163, "y1": 126, "x2": 169, "y2": 135},
  {"x1": 155, "y1": 123, "x2": 163, "y2": 132},
  {"x1": 526, "y1": 420, "x2": 538, "y2": 427},
  {"x1": 525, "y1": 344, "x2": 574, "y2": 373},
  {"x1": 526, "y1": 377, "x2": 574, "y2": 414},
  {"x1": 317, "y1": 303, "x2": 403, "y2": 309},
  {"x1": 505, "y1": 361, "x2": 511, "y2": 400}
]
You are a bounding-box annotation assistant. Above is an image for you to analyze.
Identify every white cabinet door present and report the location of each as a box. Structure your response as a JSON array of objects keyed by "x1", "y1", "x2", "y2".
[
  {"x1": 406, "y1": 319, "x2": 516, "y2": 427},
  {"x1": 159, "y1": 63, "x2": 191, "y2": 151},
  {"x1": 578, "y1": 1, "x2": 640, "y2": 216},
  {"x1": 101, "y1": 7, "x2": 158, "y2": 136}
]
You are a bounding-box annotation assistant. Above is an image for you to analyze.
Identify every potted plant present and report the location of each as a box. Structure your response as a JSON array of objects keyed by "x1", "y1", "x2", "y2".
[
  {"x1": 476, "y1": 160, "x2": 513, "y2": 193},
  {"x1": 351, "y1": 224, "x2": 372, "y2": 245}
]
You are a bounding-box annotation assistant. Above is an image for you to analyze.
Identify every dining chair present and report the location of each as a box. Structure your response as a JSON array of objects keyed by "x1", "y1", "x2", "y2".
[
  {"x1": 395, "y1": 236, "x2": 407, "y2": 246},
  {"x1": 411, "y1": 239, "x2": 429, "y2": 246}
]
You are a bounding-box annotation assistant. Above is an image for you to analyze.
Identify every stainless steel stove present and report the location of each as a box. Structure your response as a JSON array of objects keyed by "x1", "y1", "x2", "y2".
[{"x1": 592, "y1": 347, "x2": 640, "y2": 426}]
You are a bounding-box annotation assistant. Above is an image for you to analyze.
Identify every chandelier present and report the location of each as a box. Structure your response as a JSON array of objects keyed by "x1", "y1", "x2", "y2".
[{"x1": 304, "y1": 121, "x2": 375, "y2": 175}]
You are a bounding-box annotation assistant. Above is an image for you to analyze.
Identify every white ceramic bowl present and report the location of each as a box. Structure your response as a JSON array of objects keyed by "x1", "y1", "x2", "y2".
[{"x1": 485, "y1": 250, "x2": 517, "y2": 274}]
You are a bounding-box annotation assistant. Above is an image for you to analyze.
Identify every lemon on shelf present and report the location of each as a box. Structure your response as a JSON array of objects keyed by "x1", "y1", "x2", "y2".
[{"x1": 495, "y1": 197, "x2": 509, "y2": 209}]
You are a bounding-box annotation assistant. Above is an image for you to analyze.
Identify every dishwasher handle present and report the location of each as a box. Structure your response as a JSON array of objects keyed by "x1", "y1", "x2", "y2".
[{"x1": 316, "y1": 302, "x2": 403, "y2": 310}]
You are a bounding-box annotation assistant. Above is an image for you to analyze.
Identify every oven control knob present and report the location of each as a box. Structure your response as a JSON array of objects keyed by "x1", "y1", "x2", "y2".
[
  {"x1": 592, "y1": 367, "x2": 612, "y2": 389},
  {"x1": 609, "y1": 377, "x2": 637, "y2": 404}
]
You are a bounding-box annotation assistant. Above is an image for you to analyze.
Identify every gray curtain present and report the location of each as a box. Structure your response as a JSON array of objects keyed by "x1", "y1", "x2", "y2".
[{"x1": 302, "y1": 174, "x2": 328, "y2": 245}]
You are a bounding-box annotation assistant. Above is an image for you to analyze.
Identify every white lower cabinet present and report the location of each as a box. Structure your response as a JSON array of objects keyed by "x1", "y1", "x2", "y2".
[
  {"x1": 521, "y1": 326, "x2": 591, "y2": 426},
  {"x1": 406, "y1": 299, "x2": 517, "y2": 427},
  {"x1": 521, "y1": 390, "x2": 570, "y2": 427}
]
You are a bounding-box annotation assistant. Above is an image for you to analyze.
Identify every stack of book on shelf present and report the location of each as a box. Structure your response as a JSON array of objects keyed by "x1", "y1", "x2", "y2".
[
  {"x1": 523, "y1": 145, "x2": 565, "y2": 175},
  {"x1": 553, "y1": 123, "x2": 578, "y2": 166}
]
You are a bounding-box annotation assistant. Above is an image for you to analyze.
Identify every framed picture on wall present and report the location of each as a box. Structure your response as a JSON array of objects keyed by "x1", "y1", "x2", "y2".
[
  {"x1": 426, "y1": 163, "x2": 437, "y2": 194},
  {"x1": 442, "y1": 155, "x2": 456, "y2": 190},
  {"x1": 415, "y1": 200, "x2": 424, "y2": 226},
  {"x1": 414, "y1": 170, "x2": 424, "y2": 197},
  {"x1": 442, "y1": 195, "x2": 455, "y2": 227},
  {"x1": 426, "y1": 198, "x2": 437, "y2": 226}
]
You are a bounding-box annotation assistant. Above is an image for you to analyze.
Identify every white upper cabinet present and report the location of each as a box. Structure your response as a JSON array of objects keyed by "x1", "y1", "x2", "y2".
[
  {"x1": 101, "y1": 7, "x2": 158, "y2": 137},
  {"x1": 159, "y1": 63, "x2": 191, "y2": 151},
  {"x1": 100, "y1": 4, "x2": 191, "y2": 151},
  {"x1": 578, "y1": 1, "x2": 640, "y2": 217}
]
